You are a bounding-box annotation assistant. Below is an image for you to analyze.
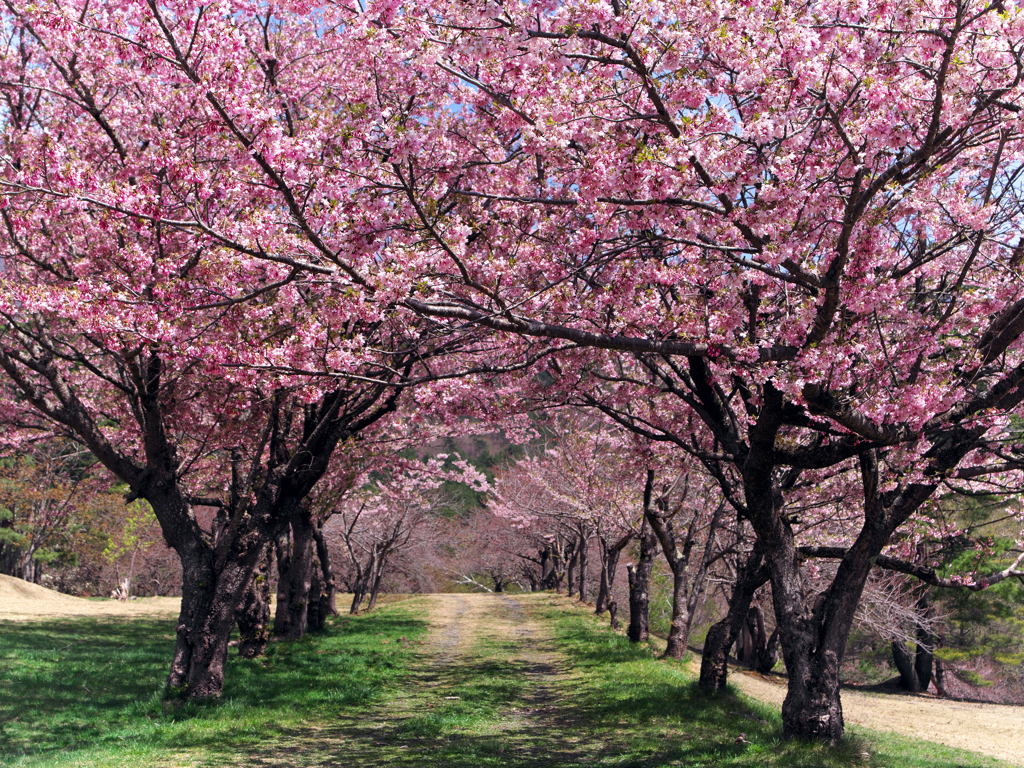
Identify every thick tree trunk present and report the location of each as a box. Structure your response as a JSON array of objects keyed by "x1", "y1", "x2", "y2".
[
  {"x1": 663, "y1": 558, "x2": 691, "y2": 659},
  {"x1": 892, "y1": 594, "x2": 937, "y2": 692},
  {"x1": 608, "y1": 600, "x2": 620, "y2": 630},
  {"x1": 626, "y1": 517, "x2": 657, "y2": 643},
  {"x1": 892, "y1": 640, "x2": 921, "y2": 692},
  {"x1": 237, "y1": 549, "x2": 272, "y2": 658},
  {"x1": 166, "y1": 537, "x2": 264, "y2": 699},
  {"x1": 699, "y1": 546, "x2": 769, "y2": 691},
  {"x1": 766, "y1": 451, "x2": 906, "y2": 743},
  {"x1": 274, "y1": 506, "x2": 316, "y2": 639},
  {"x1": 914, "y1": 595, "x2": 937, "y2": 691}
]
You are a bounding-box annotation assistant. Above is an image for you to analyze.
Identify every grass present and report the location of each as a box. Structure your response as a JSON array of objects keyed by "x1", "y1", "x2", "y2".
[
  {"x1": 539, "y1": 600, "x2": 1008, "y2": 768},
  {"x1": 0, "y1": 603, "x2": 428, "y2": 767},
  {"x1": 0, "y1": 593, "x2": 1014, "y2": 767}
]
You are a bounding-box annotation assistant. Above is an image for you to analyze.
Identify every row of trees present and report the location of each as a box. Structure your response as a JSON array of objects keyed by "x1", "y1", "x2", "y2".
[
  {"x1": 2, "y1": 0, "x2": 1024, "y2": 743},
  {"x1": 484, "y1": 417, "x2": 1024, "y2": 700}
]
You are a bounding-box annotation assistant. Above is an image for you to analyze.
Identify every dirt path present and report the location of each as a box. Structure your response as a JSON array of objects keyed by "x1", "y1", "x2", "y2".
[
  {"x1": 397, "y1": 592, "x2": 587, "y2": 764},
  {"x1": 719, "y1": 663, "x2": 1024, "y2": 767}
]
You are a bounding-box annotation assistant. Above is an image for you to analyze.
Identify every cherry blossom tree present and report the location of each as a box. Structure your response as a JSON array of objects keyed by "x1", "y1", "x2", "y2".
[
  {"x1": 487, "y1": 416, "x2": 645, "y2": 605},
  {"x1": 0, "y1": 5, "x2": 428, "y2": 697},
  {"x1": 5, "y1": 0, "x2": 1024, "y2": 741},
  {"x1": 374, "y1": 0, "x2": 1024, "y2": 741}
]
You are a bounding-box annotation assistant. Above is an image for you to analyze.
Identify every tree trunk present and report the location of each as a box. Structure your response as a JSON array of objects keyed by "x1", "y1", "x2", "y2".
[
  {"x1": 914, "y1": 594, "x2": 937, "y2": 691},
  {"x1": 274, "y1": 527, "x2": 292, "y2": 625},
  {"x1": 595, "y1": 532, "x2": 632, "y2": 615},
  {"x1": 645, "y1": 475, "x2": 725, "y2": 661},
  {"x1": 892, "y1": 640, "x2": 921, "y2": 692},
  {"x1": 313, "y1": 521, "x2": 337, "y2": 616},
  {"x1": 663, "y1": 557, "x2": 691, "y2": 659},
  {"x1": 765, "y1": 450, "x2": 918, "y2": 743},
  {"x1": 578, "y1": 529, "x2": 588, "y2": 602},
  {"x1": 274, "y1": 506, "x2": 316, "y2": 639},
  {"x1": 166, "y1": 538, "x2": 264, "y2": 699},
  {"x1": 566, "y1": 540, "x2": 578, "y2": 598},
  {"x1": 306, "y1": 555, "x2": 328, "y2": 632},
  {"x1": 539, "y1": 546, "x2": 557, "y2": 590},
  {"x1": 644, "y1": 485, "x2": 693, "y2": 659},
  {"x1": 349, "y1": 551, "x2": 373, "y2": 614},
  {"x1": 757, "y1": 626, "x2": 781, "y2": 673},
  {"x1": 609, "y1": 600, "x2": 620, "y2": 630},
  {"x1": 237, "y1": 548, "x2": 272, "y2": 658},
  {"x1": 699, "y1": 546, "x2": 769, "y2": 691},
  {"x1": 626, "y1": 517, "x2": 657, "y2": 643},
  {"x1": 892, "y1": 594, "x2": 938, "y2": 693},
  {"x1": 366, "y1": 552, "x2": 387, "y2": 611}
]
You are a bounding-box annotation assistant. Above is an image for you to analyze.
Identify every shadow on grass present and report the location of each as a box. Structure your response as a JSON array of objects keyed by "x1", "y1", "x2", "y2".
[
  {"x1": 522, "y1": 607, "x2": 998, "y2": 768},
  {"x1": 0, "y1": 609, "x2": 428, "y2": 766}
]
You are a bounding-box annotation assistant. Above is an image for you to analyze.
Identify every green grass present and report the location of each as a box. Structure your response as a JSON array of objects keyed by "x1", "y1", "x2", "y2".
[
  {"x1": 0, "y1": 595, "x2": 1013, "y2": 767},
  {"x1": 0, "y1": 604, "x2": 428, "y2": 767},
  {"x1": 539, "y1": 603, "x2": 1008, "y2": 768}
]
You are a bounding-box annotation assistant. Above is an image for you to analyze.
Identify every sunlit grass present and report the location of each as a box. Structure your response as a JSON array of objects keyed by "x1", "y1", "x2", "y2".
[{"x1": 0, "y1": 605, "x2": 427, "y2": 767}]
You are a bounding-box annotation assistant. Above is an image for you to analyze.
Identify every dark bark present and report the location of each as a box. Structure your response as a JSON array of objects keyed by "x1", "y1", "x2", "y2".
[
  {"x1": 366, "y1": 551, "x2": 389, "y2": 611},
  {"x1": 565, "y1": 539, "x2": 578, "y2": 598},
  {"x1": 892, "y1": 640, "x2": 920, "y2": 692},
  {"x1": 647, "y1": 480, "x2": 726, "y2": 660},
  {"x1": 577, "y1": 527, "x2": 588, "y2": 602},
  {"x1": 735, "y1": 604, "x2": 780, "y2": 672},
  {"x1": 933, "y1": 657, "x2": 948, "y2": 697},
  {"x1": 914, "y1": 595, "x2": 937, "y2": 691},
  {"x1": 0, "y1": 303, "x2": 407, "y2": 703},
  {"x1": 763, "y1": 448, "x2": 897, "y2": 743},
  {"x1": 608, "y1": 600, "x2": 620, "y2": 630},
  {"x1": 313, "y1": 521, "x2": 337, "y2": 616},
  {"x1": 892, "y1": 593, "x2": 937, "y2": 692},
  {"x1": 237, "y1": 548, "x2": 272, "y2": 658},
  {"x1": 349, "y1": 550, "x2": 373, "y2": 614},
  {"x1": 758, "y1": 626, "x2": 781, "y2": 673},
  {"x1": 274, "y1": 505, "x2": 316, "y2": 639},
  {"x1": 699, "y1": 545, "x2": 769, "y2": 691},
  {"x1": 627, "y1": 508, "x2": 658, "y2": 643},
  {"x1": 596, "y1": 531, "x2": 633, "y2": 615},
  {"x1": 163, "y1": 494, "x2": 276, "y2": 699},
  {"x1": 491, "y1": 570, "x2": 512, "y2": 592},
  {"x1": 307, "y1": 554, "x2": 329, "y2": 632},
  {"x1": 539, "y1": 544, "x2": 562, "y2": 590}
]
